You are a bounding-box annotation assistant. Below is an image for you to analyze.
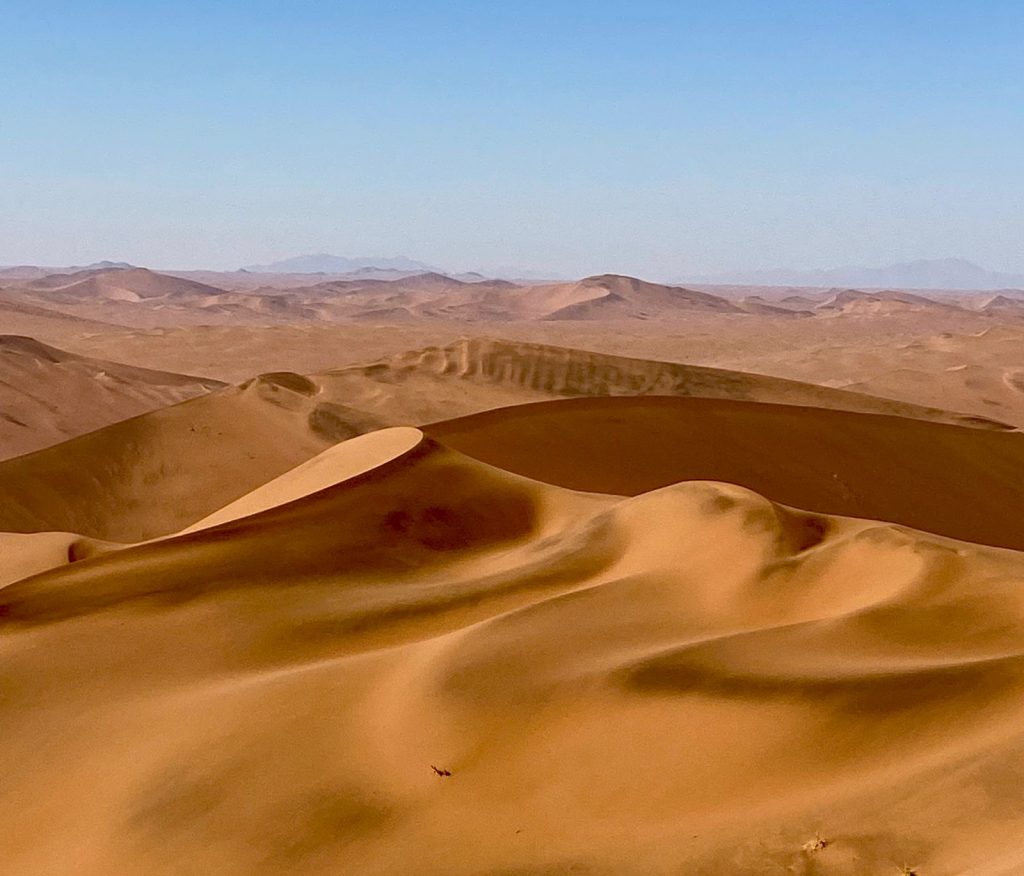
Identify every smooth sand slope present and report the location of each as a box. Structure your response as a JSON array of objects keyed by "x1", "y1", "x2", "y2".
[
  {"x1": 3, "y1": 427, "x2": 1024, "y2": 875},
  {"x1": 0, "y1": 373, "x2": 385, "y2": 541},
  {"x1": 0, "y1": 335, "x2": 223, "y2": 459},
  {"x1": 426, "y1": 395, "x2": 1024, "y2": 551}
]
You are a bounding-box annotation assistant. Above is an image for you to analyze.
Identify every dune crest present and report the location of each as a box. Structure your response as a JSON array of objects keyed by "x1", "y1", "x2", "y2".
[{"x1": 184, "y1": 426, "x2": 424, "y2": 532}]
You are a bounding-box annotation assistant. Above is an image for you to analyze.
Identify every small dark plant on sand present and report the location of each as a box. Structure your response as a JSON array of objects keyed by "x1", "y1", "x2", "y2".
[{"x1": 801, "y1": 834, "x2": 829, "y2": 853}]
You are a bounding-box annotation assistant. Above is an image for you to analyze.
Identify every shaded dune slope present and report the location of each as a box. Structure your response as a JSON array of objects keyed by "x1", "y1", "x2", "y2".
[
  {"x1": 0, "y1": 372, "x2": 386, "y2": 541},
  {"x1": 0, "y1": 335, "x2": 223, "y2": 459},
  {"x1": 2, "y1": 430, "x2": 1024, "y2": 874},
  {"x1": 426, "y1": 395, "x2": 1024, "y2": 550}
]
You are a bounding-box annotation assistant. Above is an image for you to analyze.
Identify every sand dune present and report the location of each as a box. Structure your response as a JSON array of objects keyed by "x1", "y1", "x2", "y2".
[
  {"x1": 9, "y1": 265, "x2": 1008, "y2": 333},
  {"x1": 0, "y1": 292, "x2": 122, "y2": 339},
  {"x1": 0, "y1": 373, "x2": 385, "y2": 541},
  {"x1": 7, "y1": 268, "x2": 823, "y2": 325},
  {"x1": 319, "y1": 337, "x2": 1011, "y2": 429},
  {"x1": 183, "y1": 426, "x2": 424, "y2": 532},
  {"x1": 979, "y1": 294, "x2": 1024, "y2": 316},
  {"x1": 426, "y1": 395, "x2": 1024, "y2": 550},
  {"x1": 6, "y1": 267, "x2": 296, "y2": 329},
  {"x1": 736, "y1": 294, "x2": 810, "y2": 316},
  {"x1": 3, "y1": 426, "x2": 1024, "y2": 874},
  {"x1": 2, "y1": 336, "x2": 1012, "y2": 541},
  {"x1": 817, "y1": 288, "x2": 969, "y2": 316},
  {"x1": 0, "y1": 335, "x2": 223, "y2": 459},
  {"x1": 532, "y1": 275, "x2": 741, "y2": 319},
  {"x1": 21, "y1": 266, "x2": 227, "y2": 300}
]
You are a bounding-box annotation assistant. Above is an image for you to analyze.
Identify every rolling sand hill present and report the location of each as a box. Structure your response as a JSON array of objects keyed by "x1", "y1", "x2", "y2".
[
  {"x1": 21, "y1": 266, "x2": 227, "y2": 301},
  {"x1": 736, "y1": 294, "x2": 809, "y2": 316},
  {"x1": 5, "y1": 268, "x2": 268, "y2": 329},
  {"x1": 980, "y1": 294, "x2": 1024, "y2": 317},
  {"x1": 816, "y1": 288, "x2": 967, "y2": 316},
  {"x1": 0, "y1": 338, "x2": 1012, "y2": 541},
  {"x1": 15, "y1": 270, "x2": 764, "y2": 325},
  {"x1": 3, "y1": 426, "x2": 1024, "y2": 874},
  {"x1": 0, "y1": 335, "x2": 223, "y2": 459},
  {"x1": 513, "y1": 274, "x2": 742, "y2": 320},
  {"x1": 9, "y1": 266, "x2": 1007, "y2": 331},
  {"x1": 426, "y1": 395, "x2": 1024, "y2": 551},
  {"x1": 0, "y1": 292, "x2": 122, "y2": 340},
  {"x1": 0, "y1": 373, "x2": 385, "y2": 541},
  {"x1": 317, "y1": 337, "x2": 1010, "y2": 430}
]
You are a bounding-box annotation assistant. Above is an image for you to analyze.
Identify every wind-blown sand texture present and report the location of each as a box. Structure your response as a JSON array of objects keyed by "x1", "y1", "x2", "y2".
[{"x1": 3, "y1": 424, "x2": 1024, "y2": 875}]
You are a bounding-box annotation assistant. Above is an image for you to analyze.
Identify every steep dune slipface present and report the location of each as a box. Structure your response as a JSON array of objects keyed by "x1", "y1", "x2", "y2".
[
  {"x1": 426, "y1": 395, "x2": 1024, "y2": 551},
  {"x1": 3, "y1": 429, "x2": 1024, "y2": 874},
  {"x1": 183, "y1": 426, "x2": 424, "y2": 531}
]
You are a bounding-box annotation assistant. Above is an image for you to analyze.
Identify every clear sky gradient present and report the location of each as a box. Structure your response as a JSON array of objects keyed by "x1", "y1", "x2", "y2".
[{"x1": 2, "y1": 1, "x2": 1022, "y2": 278}]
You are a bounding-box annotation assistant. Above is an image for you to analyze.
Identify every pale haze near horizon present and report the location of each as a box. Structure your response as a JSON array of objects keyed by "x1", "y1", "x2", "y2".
[{"x1": 2, "y1": 1, "x2": 1022, "y2": 281}]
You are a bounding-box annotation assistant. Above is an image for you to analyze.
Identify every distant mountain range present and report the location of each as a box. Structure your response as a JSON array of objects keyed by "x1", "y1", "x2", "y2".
[
  {"x1": 684, "y1": 259, "x2": 1024, "y2": 291},
  {"x1": 241, "y1": 254, "x2": 437, "y2": 274}
]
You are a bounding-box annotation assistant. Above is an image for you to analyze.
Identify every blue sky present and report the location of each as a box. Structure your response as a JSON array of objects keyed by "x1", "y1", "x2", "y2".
[{"x1": 2, "y1": 1, "x2": 1022, "y2": 277}]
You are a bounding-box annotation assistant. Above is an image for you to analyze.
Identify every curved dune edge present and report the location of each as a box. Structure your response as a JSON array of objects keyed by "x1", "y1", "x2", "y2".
[
  {"x1": 2, "y1": 430, "x2": 1024, "y2": 874},
  {"x1": 0, "y1": 428, "x2": 426, "y2": 588},
  {"x1": 425, "y1": 394, "x2": 1024, "y2": 551},
  {"x1": 182, "y1": 426, "x2": 425, "y2": 533}
]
